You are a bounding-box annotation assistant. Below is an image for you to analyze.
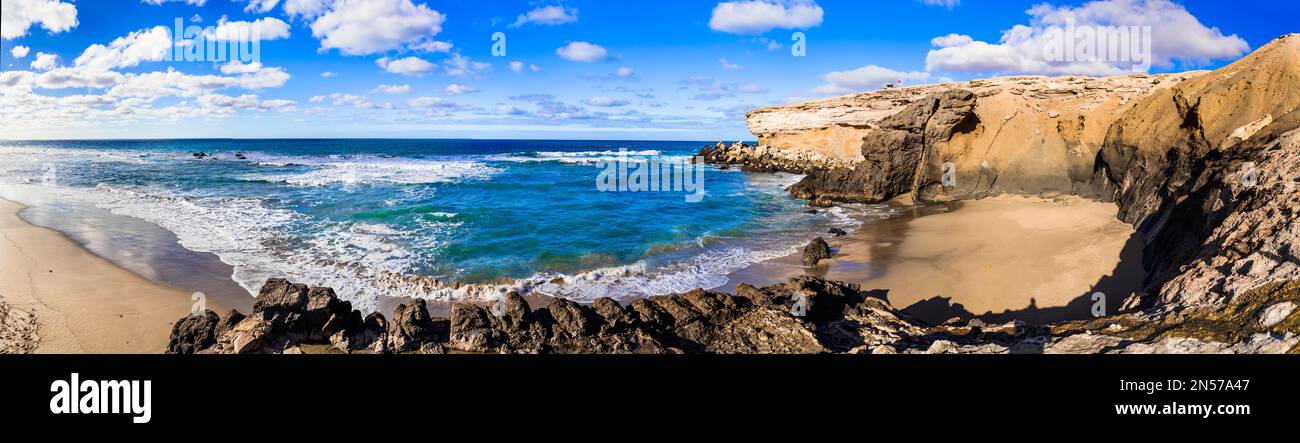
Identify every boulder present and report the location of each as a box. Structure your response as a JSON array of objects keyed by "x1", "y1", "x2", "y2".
[
  {"x1": 253, "y1": 278, "x2": 310, "y2": 333},
  {"x1": 166, "y1": 310, "x2": 220, "y2": 354},
  {"x1": 802, "y1": 237, "x2": 832, "y2": 266},
  {"x1": 388, "y1": 299, "x2": 439, "y2": 353}
]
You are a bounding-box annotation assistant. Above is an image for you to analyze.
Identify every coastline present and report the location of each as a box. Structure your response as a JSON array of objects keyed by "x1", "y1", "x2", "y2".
[
  {"x1": 0, "y1": 198, "x2": 233, "y2": 353},
  {"x1": 722, "y1": 194, "x2": 1145, "y2": 325}
]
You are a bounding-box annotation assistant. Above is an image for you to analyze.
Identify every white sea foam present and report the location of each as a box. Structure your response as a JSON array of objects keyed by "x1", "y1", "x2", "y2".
[
  {"x1": 485, "y1": 149, "x2": 672, "y2": 164},
  {"x1": 242, "y1": 153, "x2": 500, "y2": 186}
]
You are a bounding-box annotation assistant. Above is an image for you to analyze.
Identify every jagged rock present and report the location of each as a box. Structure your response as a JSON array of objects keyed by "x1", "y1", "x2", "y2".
[
  {"x1": 223, "y1": 318, "x2": 272, "y2": 354},
  {"x1": 449, "y1": 303, "x2": 499, "y2": 353},
  {"x1": 253, "y1": 278, "x2": 309, "y2": 333},
  {"x1": 828, "y1": 227, "x2": 847, "y2": 237},
  {"x1": 387, "y1": 299, "x2": 435, "y2": 352},
  {"x1": 166, "y1": 310, "x2": 220, "y2": 354},
  {"x1": 802, "y1": 237, "x2": 832, "y2": 266},
  {"x1": 1260, "y1": 302, "x2": 1297, "y2": 328},
  {"x1": 215, "y1": 309, "x2": 245, "y2": 338}
]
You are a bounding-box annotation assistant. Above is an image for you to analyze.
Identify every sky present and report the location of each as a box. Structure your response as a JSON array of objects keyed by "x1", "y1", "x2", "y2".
[{"x1": 1, "y1": 0, "x2": 1296, "y2": 141}]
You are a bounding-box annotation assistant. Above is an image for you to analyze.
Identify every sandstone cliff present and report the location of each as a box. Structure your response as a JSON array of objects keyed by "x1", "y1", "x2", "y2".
[{"x1": 725, "y1": 34, "x2": 1300, "y2": 321}]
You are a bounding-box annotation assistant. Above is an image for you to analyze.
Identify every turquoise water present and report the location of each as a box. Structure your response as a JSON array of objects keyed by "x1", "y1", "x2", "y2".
[{"x1": 0, "y1": 139, "x2": 869, "y2": 311}]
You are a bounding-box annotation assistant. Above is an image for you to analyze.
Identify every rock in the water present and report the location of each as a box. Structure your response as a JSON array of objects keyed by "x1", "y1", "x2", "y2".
[
  {"x1": 802, "y1": 237, "x2": 832, "y2": 266},
  {"x1": 828, "y1": 227, "x2": 847, "y2": 237}
]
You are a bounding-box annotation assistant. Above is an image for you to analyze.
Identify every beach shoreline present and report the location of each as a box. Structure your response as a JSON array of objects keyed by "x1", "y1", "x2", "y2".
[
  {"x1": 0, "y1": 189, "x2": 1147, "y2": 354},
  {"x1": 722, "y1": 194, "x2": 1145, "y2": 325},
  {"x1": 0, "y1": 198, "x2": 235, "y2": 353}
]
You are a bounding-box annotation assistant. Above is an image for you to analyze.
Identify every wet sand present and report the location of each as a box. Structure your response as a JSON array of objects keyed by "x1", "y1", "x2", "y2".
[
  {"x1": 724, "y1": 194, "x2": 1146, "y2": 325},
  {"x1": 0, "y1": 197, "x2": 249, "y2": 353}
]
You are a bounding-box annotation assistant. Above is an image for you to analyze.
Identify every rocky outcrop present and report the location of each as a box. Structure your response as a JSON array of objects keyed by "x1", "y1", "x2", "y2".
[
  {"x1": 802, "y1": 237, "x2": 832, "y2": 266},
  {"x1": 0, "y1": 300, "x2": 38, "y2": 354},
  {"x1": 169, "y1": 276, "x2": 927, "y2": 354}
]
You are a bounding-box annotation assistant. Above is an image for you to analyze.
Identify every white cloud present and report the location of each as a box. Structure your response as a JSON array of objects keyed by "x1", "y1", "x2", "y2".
[
  {"x1": 930, "y1": 33, "x2": 972, "y2": 48},
  {"x1": 616, "y1": 67, "x2": 634, "y2": 77},
  {"x1": 74, "y1": 26, "x2": 172, "y2": 71},
  {"x1": 406, "y1": 96, "x2": 459, "y2": 108},
  {"x1": 11, "y1": 45, "x2": 31, "y2": 58},
  {"x1": 36, "y1": 68, "x2": 123, "y2": 89},
  {"x1": 709, "y1": 0, "x2": 823, "y2": 35},
  {"x1": 814, "y1": 65, "x2": 931, "y2": 95},
  {"x1": 442, "y1": 53, "x2": 490, "y2": 77},
  {"x1": 719, "y1": 58, "x2": 742, "y2": 70},
  {"x1": 241, "y1": 0, "x2": 281, "y2": 13},
  {"x1": 510, "y1": 5, "x2": 578, "y2": 28},
  {"x1": 925, "y1": 0, "x2": 1250, "y2": 75},
  {"x1": 142, "y1": 0, "x2": 208, "y2": 5},
  {"x1": 410, "y1": 40, "x2": 453, "y2": 53},
  {"x1": 320, "y1": 71, "x2": 338, "y2": 78},
  {"x1": 198, "y1": 93, "x2": 295, "y2": 112},
  {"x1": 310, "y1": 0, "x2": 446, "y2": 56},
  {"x1": 219, "y1": 60, "x2": 262, "y2": 74},
  {"x1": 376, "y1": 56, "x2": 437, "y2": 76},
  {"x1": 205, "y1": 17, "x2": 291, "y2": 41},
  {"x1": 30, "y1": 52, "x2": 58, "y2": 70},
  {"x1": 2, "y1": 0, "x2": 79, "y2": 40},
  {"x1": 371, "y1": 83, "x2": 411, "y2": 94},
  {"x1": 443, "y1": 83, "x2": 477, "y2": 95},
  {"x1": 329, "y1": 92, "x2": 372, "y2": 108},
  {"x1": 510, "y1": 61, "x2": 525, "y2": 73},
  {"x1": 920, "y1": 0, "x2": 960, "y2": 8},
  {"x1": 585, "y1": 96, "x2": 628, "y2": 107},
  {"x1": 556, "y1": 42, "x2": 608, "y2": 62},
  {"x1": 283, "y1": 0, "x2": 329, "y2": 18}
]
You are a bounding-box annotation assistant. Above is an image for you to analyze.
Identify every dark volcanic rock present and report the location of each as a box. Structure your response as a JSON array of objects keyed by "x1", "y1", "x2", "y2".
[
  {"x1": 166, "y1": 310, "x2": 220, "y2": 354},
  {"x1": 387, "y1": 299, "x2": 444, "y2": 353},
  {"x1": 802, "y1": 237, "x2": 832, "y2": 266},
  {"x1": 254, "y1": 278, "x2": 310, "y2": 333}
]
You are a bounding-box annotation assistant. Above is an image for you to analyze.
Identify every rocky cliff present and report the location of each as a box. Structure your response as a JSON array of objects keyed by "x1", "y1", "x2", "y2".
[{"x1": 720, "y1": 35, "x2": 1300, "y2": 312}]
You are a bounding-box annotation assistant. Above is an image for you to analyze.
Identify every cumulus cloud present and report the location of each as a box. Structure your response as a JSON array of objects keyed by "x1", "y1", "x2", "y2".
[
  {"x1": 310, "y1": 0, "x2": 446, "y2": 56},
  {"x1": 443, "y1": 83, "x2": 477, "y2": 95},
  {"x1": 510, "y1": 5, "x2": 578, "y2": 28},
  {"x1": 142, "y1": 0, "x2": 208, "y2": 5},
  {"x1": 30, "y1": 52, "x2": 58, "y2": 70},
  {"x1": 509, "y1": 61, "x2": 540, "y2": 73},
  {"x1": 205, "y1": 17, "x2": 291, "y2": 41},
  {"x1": 11, "y1": 45, "x2": 31, "y2": 58},
  {"x1": 719, "y1": 58, "x2": 742, "y2": 70},
  {"x1": 376, "y1": 56, "x2": 437, "y2": 76},
  {"x1": 371, "y1": 83, "x2": 411, "y2": 94},
  {"x1": 442, "y1": 53, "x2": 490, "y2": 77},
  {"x1": 813, "y1": 65, "x2": 931, "y2": 95},
  {"x1": 556, "y1": 41, "x2": 608, "y2": 62},
  {"x1": 616, "y1": 67, "x2": 635, "y2": 77},
  {"x1": 925, "y1": 0, "x2": 1250, "y2": 75},
  {"x1": 585, "y1": 96, "x2": 628, "y2": 107},
  {"x1": 2, "y1": 0, "x2": 78, "y2": 40},
  {"x1": 74, "y1": 26, "x2": 172, "y2": 71},
  {"x1": 240, "y1": 0, "x2": 281, "y2": 13},
  {"x1": 284, "y1": 0, "x2": 329, "y2": 18},
  {"x1": 920, "y1": 0, "x2": 960, "y2": 8},
  {"x1": 709, "y1": 0, "x2": 823, "y2": 35}
]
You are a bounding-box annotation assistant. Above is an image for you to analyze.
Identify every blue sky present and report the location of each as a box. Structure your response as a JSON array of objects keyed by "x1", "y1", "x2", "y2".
[{"x1": 1, "y1": 0, "x2": 1296, "y2": 140}]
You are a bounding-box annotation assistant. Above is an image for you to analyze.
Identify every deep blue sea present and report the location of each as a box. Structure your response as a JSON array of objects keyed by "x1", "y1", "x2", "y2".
[{"x1": 0, "y1": 139, "x2": 878, "y2": 311}]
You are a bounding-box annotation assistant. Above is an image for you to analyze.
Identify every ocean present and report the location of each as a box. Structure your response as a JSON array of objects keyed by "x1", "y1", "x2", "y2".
[{"x1": 0, "y1": 139, "x2": 888, "y2": 312}]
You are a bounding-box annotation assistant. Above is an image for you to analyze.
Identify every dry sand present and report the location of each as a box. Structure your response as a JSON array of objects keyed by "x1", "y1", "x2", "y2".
[
  {"x1": 0, "y1": 198, "x2": 227, "y2": 353},
  {"x1": 726, "y1": 195, "x2": 1145, "y2": 325}
]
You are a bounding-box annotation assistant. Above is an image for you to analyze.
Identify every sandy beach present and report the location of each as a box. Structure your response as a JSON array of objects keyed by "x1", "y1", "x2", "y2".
[
  {"x1": 725, "y1": 194, "x2": 1145, "y2": 325},
  {"x1": 0, "y1": 198, "x2": 232, "y2": 353}
]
